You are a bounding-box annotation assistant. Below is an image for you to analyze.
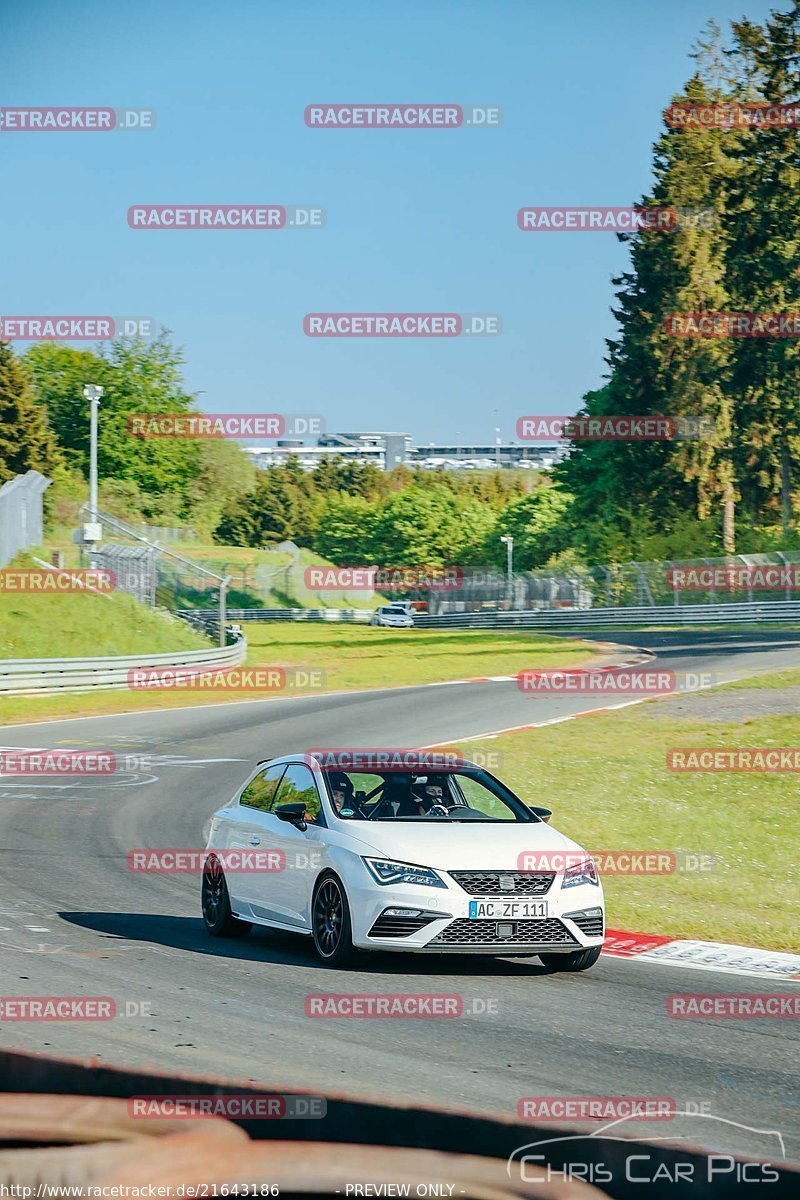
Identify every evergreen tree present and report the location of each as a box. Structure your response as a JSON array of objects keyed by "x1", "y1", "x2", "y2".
[
  {"x1": 0, "y1": 341, "x2": 62, "y2": 484},
  {"x1": 725, "y1": 4, "x2": 800, "y2": 534}
]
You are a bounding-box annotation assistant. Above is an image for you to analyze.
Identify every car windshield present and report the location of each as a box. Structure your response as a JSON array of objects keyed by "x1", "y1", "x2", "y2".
[{"x1": 323, "y1": 767, "x2": 532, "y2": 822}]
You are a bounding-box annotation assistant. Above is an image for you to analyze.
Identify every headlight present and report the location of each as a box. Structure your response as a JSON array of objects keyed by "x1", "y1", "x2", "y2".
[
  {"x1": 363, "y1": 858, "x2": 447, "y2": 888},
  {"x1": 561, "y1": 857, "x2": 599, "y2": 889}
]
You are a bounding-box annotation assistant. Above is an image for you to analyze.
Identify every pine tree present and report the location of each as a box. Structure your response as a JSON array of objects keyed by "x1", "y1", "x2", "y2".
[
  {"x1": 0, "y1": 341, "x2": 62, "y2": 484},
  {"x1": 725, "y1": 4, "x2": 800, "y2": 535}
]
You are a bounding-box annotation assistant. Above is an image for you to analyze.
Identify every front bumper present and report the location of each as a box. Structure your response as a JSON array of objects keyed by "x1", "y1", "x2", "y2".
[{"x1": 349, "y1": 871, "x2": 604, "y2": 955}]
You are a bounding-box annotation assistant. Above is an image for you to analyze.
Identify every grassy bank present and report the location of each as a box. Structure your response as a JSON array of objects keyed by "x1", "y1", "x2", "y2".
[
  {"x1": 449, "y1": 678, "x2": 798, "y2": 950},
  {"x1": 0, "y1": 557, "x2": 207, "y2": 659}
]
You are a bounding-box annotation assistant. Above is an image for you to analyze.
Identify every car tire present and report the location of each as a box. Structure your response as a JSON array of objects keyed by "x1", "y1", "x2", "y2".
[
  {"x1": 311, "y1": 872, "x2": 356, "y2": 967},
  {"x1": 202, "y1": 855, "x2": 252, "y2": 938},
  {"x1": 538, "y1": 945, "x2": 602, "y2": 972}
]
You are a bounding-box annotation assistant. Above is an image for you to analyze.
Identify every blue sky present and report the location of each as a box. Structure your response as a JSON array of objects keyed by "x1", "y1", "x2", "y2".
[{"x1": 0, "y1": 0, "x2": 782, "y2": 443}]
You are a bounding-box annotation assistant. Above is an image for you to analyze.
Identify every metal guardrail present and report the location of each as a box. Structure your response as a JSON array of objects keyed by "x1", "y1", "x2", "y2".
[
  {"x1": 413, "y1": 600, "x2": 800, "y2": 629},
  {"x1": 0, "y1": 635, "x2": 248, "y2": 695},
  {"x1": 176, "y1": 608, "x2": 373, "y2": 625},
  {"x1": 176, "y1": 601, "x2": 800, "y2": 629}
]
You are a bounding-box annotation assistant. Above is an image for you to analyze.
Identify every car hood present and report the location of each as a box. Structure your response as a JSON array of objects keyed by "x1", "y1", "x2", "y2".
[{"x1": 340, "y1": 819, "x2": 586, "y2": 870}]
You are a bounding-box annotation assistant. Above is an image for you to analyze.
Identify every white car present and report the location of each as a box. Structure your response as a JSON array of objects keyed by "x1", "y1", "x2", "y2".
[
  {"x1": 370, "y1": 605, "x2": 414, "y2": 628},
  {"x1": 201, "y1": 753, "x2": 605, "y2": 970}
]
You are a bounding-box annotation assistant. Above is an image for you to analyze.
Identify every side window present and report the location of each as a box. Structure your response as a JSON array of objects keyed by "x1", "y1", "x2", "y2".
[
  {"x1": 274, "y1": 763, "x2": 323, "y2": 824},
  {"x1": 239, "y1": 764, "x2": 285, "y2": 813},
  {"x1": 456, "y1": 775, "x2": 517, "y2": 820}
]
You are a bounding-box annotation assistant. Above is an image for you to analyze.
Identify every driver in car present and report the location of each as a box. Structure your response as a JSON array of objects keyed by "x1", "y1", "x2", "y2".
[{"x1": 414, "y1": 774, "x2": 449, "y2": 815}]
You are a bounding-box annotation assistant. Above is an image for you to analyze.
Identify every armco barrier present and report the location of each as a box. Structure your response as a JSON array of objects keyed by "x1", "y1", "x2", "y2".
[
  {"x1": 414, "y1": 600, "x2": 800, "y2": 629},
  {"x1": 175, "y1": 601, "x2": 800, "y2": 629},
  {"x1": 176, "y1": 607, "x2": 373, "y2": 625},
  {"x1": 0, "y1": 634, "x2": 247, "y2": 695}
]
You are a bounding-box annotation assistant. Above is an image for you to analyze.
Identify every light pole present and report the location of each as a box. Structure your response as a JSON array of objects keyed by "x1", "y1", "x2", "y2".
[
  {"x1": 83, "y1": 384, "x2": 104, "y2": 548},
  {"x1": 500, "y1": 535, "x2": 514, "y2": 605},
  {"x1": 219, "y1": 575, "x2": 231, "y2": 648}
]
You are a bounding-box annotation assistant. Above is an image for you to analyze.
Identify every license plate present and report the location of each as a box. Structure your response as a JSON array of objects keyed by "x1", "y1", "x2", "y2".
[{"x1": 468, "y1": 899, "x2": 548, "y2": 920}]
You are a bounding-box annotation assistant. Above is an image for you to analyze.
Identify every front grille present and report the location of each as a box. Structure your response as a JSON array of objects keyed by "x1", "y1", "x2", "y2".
[
  {"x1": 449, "y1": 870, "x2": 555, "y2": 897},
  {"x1": 368, "y1": 911, "x2": 438, "y2": 938},
  {"x1": 430, "y1": 918, "x2": 578, "y2": 947},
  {"x1": 566, "y1": 910, "x2": 605, "y2": 938}
]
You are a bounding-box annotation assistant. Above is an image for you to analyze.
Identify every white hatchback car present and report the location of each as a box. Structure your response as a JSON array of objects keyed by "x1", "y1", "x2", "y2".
[
  {"x1": 202, "y1": 753, "x2": 605, "y2": 969},
  {"x1": 370, "y1": 605, "x2": 414, "y2": 628}
]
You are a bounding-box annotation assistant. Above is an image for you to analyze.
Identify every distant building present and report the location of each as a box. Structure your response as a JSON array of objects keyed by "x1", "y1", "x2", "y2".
[
  {"x1": 248, "y1": 431, "x2": 411, "y2": 472},
  {"x1": 409, "y1": 443, "x2": 565, "y2": 470},
  {"x1": 247, "y1": 431, "x2": 564, "y2": 472}
]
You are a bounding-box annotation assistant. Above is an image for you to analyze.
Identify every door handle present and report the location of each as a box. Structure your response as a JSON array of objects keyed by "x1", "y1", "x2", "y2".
[{"x1": 249, "y1": 836, "x2": 261, "y2": 846}]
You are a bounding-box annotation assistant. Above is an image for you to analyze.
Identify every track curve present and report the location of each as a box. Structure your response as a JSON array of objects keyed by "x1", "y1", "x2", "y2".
[{"x1": 1, "y1": 630, "x2": 798, "y2": 1160}]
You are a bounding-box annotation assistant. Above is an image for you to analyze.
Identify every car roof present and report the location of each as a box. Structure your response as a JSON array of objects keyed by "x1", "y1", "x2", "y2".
[
  {"x1": 258, "y1": 751, "x2": 481, "y2": 773},
  {"x1": 255, "y1": 753, "x2": 311, "y2": 767}
]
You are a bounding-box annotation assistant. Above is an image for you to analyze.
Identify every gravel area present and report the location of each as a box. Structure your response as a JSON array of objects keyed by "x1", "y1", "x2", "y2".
[{"x1": 643, "y1": 686, "x2": 800, "y2": 722}]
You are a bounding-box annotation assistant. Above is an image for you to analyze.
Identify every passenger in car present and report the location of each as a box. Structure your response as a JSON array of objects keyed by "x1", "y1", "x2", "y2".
[{"x1": 327, "y1": 772, "x2": 368, "y2": 819}]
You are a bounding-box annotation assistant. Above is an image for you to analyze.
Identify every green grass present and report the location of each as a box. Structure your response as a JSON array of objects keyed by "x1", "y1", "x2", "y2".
[
  {"x1": 0, "y1": 622, "x2": 595, "y2": 724},
  {"x1": 0, "y1": 554, "x2": 207, "y2": 659},
  {"x1": 242, "y1": 623, "x2": 596, "y2": 690},
  {"x1": 719, "y1": 665, "x2": 800, "y2": 690},
  {"x1": 450, "y1": 700, "x2": 799, "y2": 951}
]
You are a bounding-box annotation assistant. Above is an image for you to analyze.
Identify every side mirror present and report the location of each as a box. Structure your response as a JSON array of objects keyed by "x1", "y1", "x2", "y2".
[
  {"x1": 275, "y1": 802, "x2": 307, "y2": 831},
  {"x1": 529, "y1": 805, "x2": 552, "y2": 824}
]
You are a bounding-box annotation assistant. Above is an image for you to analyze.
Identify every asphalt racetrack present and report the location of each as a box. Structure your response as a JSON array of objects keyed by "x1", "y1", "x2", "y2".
[{"x1": 1, "y1": 630, "x2": 799, "y2": 1159}]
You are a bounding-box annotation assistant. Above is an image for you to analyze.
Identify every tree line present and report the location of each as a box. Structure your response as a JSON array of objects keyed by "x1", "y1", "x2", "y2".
[
  {"x1": 558, "y1": 5, "x2": 800, "y2": 558},
  {"x1": 2, "y1": 4, "x2": 798, "y2": 568}
]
